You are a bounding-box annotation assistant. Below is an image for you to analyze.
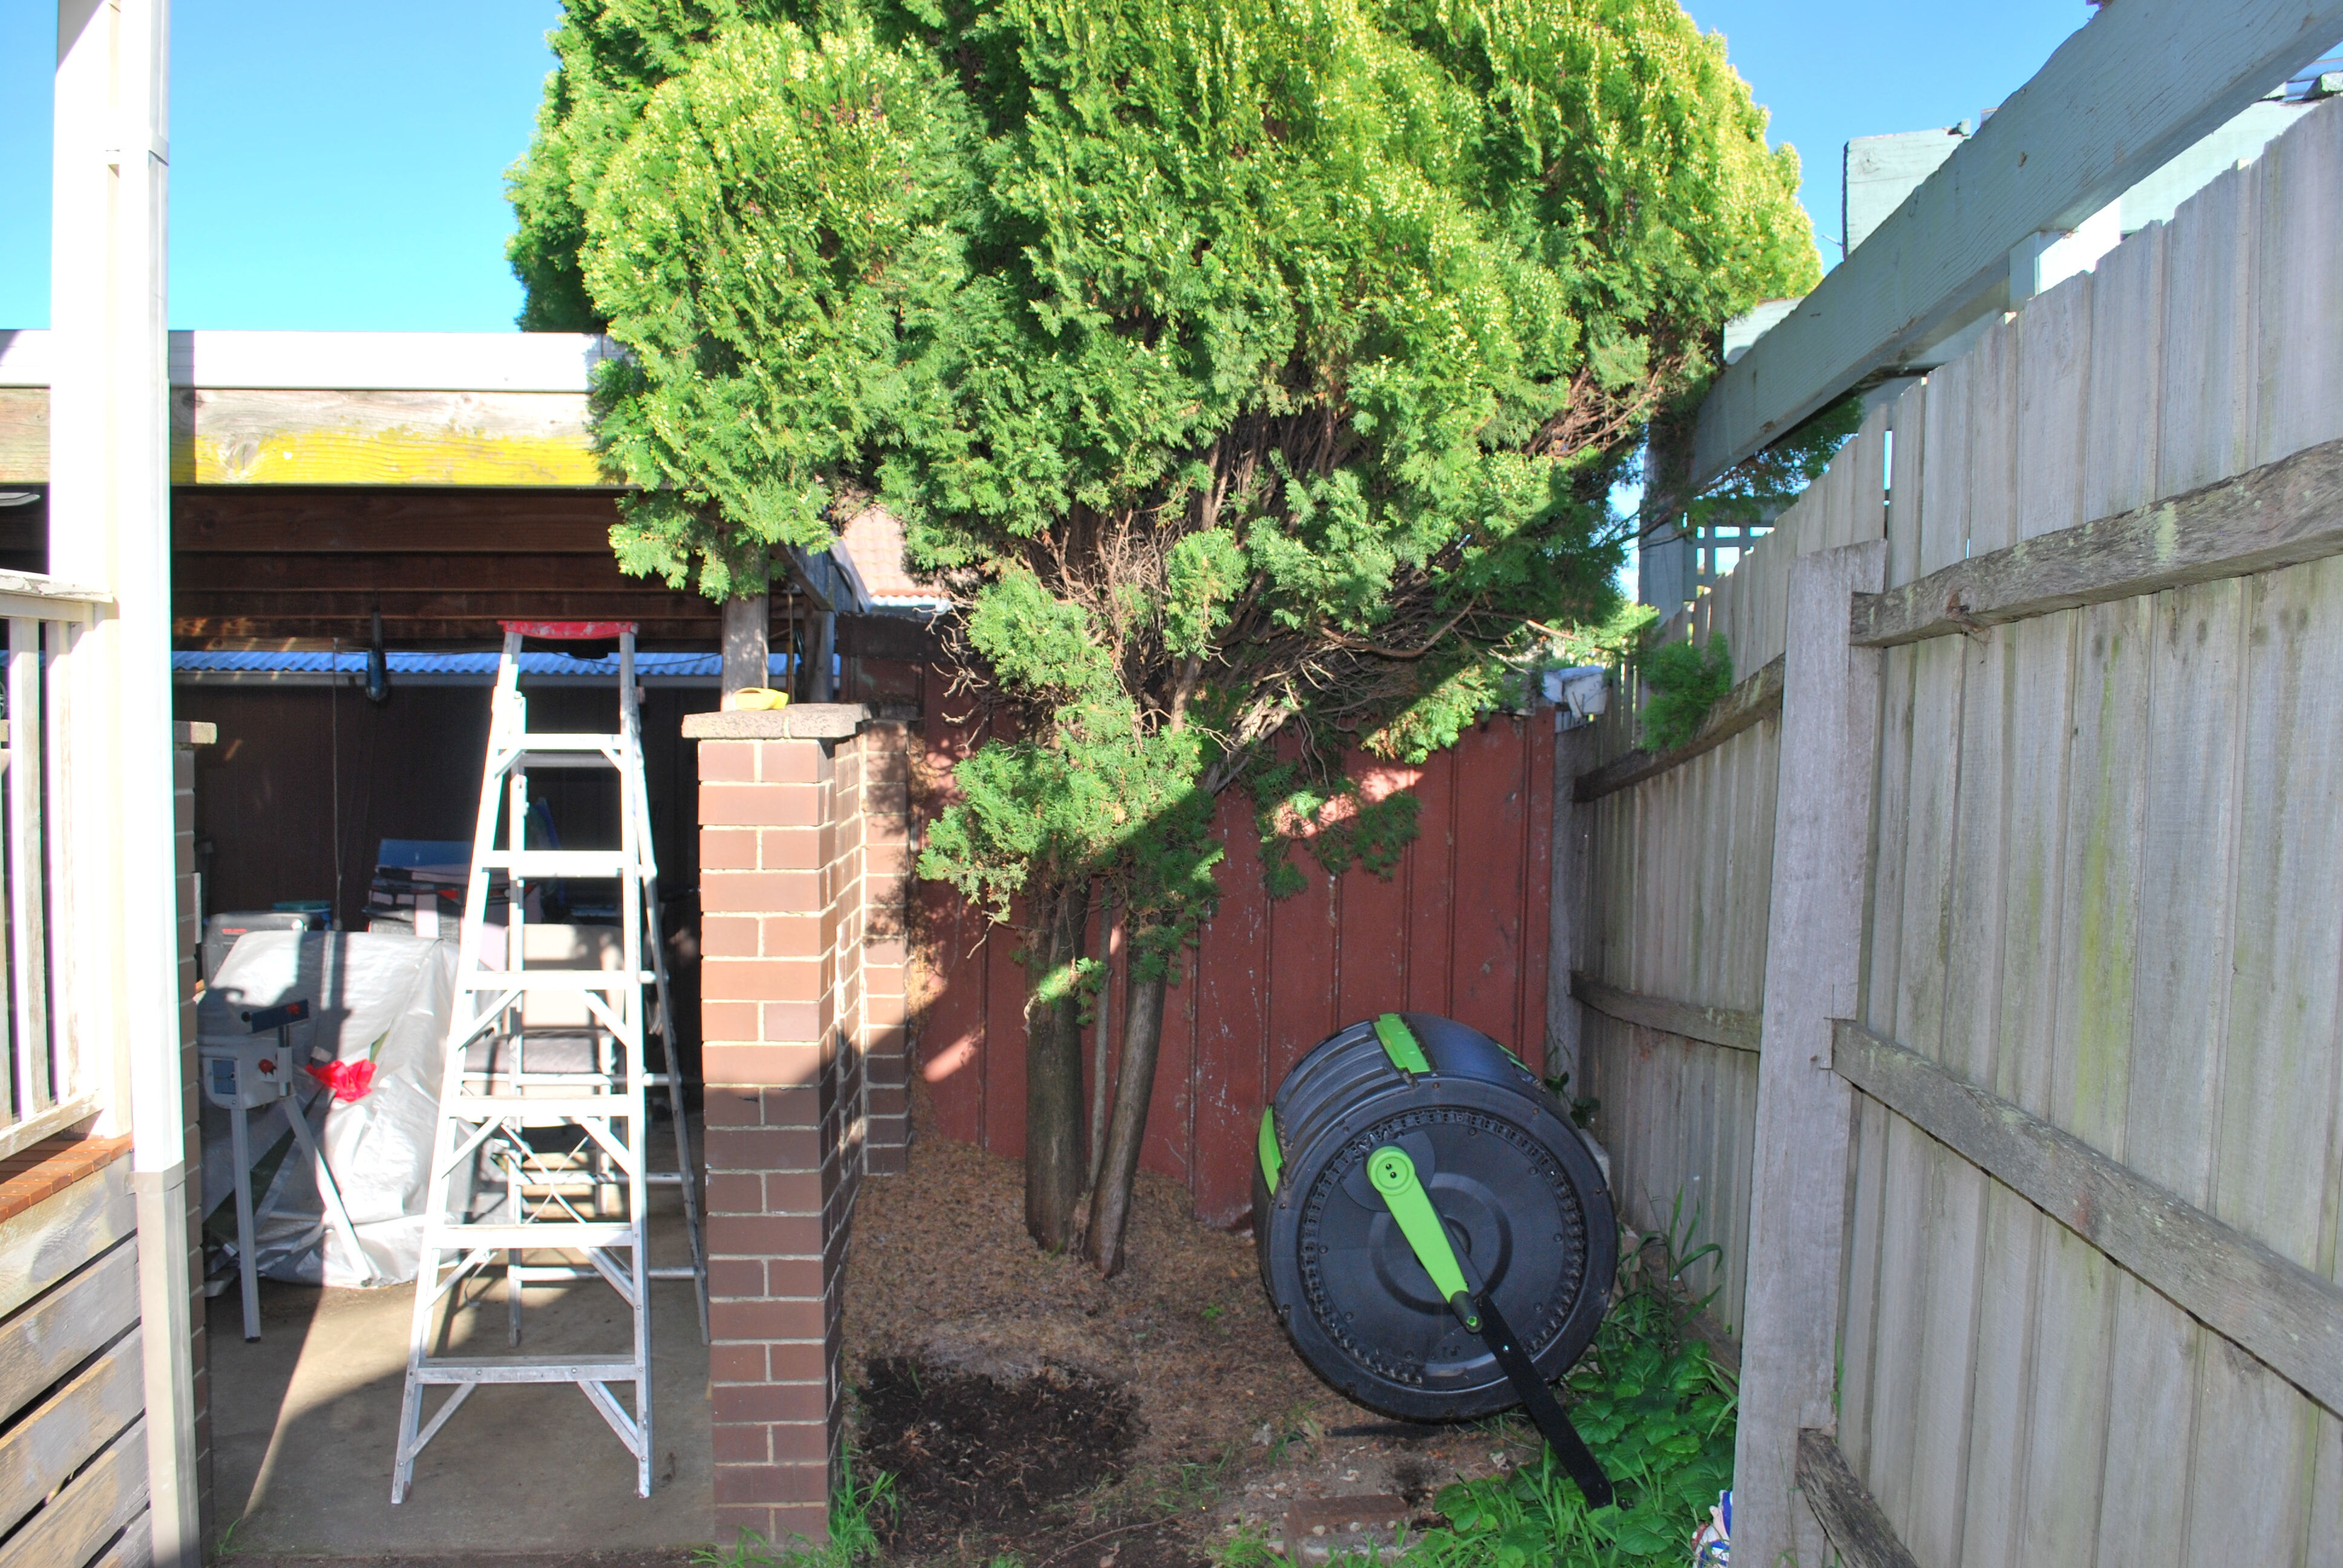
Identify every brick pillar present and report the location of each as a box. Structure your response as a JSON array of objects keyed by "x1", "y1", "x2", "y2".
[
  {"x1": 856, "y1": 722, "x2": 915, "y2": 1171},
  {"x1": 686, "y1": 704, "x2": 913, "y2": 1547}
]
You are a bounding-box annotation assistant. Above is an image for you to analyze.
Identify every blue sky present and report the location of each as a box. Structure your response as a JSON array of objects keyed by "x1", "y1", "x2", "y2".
[{"x1": 0, "y1": 1, "x2": 2105, "y2": 331}]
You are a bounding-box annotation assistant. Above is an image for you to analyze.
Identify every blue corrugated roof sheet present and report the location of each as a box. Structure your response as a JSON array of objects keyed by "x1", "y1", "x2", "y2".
[{"x1": 172, "y1": 650, "x2": 792, "y2": 676}]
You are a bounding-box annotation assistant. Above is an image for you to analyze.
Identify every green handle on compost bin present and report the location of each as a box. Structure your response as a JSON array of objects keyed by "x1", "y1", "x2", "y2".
[
  {"x1": 1374, "y1": 1013, "x2": 1431, "y2": 1076},
  {"x1": 1259, "y1": 1107, "x2": 1282, "y2": 1194},
  {"x1": 1366, "y1": 1145, "x2": 1478, "y2": 1330}
]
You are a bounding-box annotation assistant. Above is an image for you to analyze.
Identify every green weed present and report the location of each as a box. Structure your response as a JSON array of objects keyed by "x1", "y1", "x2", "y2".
[
  {"x1": 1335, "y1": 1220, "x2": 1736, "y2": 1568},
  {"x1": 692, "y1": 1467, "x2": 895, "y2": 1566}
]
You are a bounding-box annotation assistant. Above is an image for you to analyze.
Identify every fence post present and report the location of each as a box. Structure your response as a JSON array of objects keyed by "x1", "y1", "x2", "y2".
[{"x1": 1733, "y1": 540, "x2": 1885, "y2": 1567}]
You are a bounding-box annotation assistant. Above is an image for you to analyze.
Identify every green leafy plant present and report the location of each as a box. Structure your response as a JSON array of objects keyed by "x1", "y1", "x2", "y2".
[
  {"x1": 1326, "y1": 1220, "x2": 1734, "y2": 1568},
  {"x1": 1639, "y1": 634, "x2": 1734, "y2": 752}
]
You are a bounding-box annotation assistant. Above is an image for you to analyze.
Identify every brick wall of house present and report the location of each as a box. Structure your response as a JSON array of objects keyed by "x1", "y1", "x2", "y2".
[{"x1": 688, "y1": 707, "x2": 914, "y2": 1546}]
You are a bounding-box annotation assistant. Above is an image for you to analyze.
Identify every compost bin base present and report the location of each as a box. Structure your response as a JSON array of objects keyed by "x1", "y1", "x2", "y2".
[{"x1": 842, "y1": 1094, "x2": 1530, "y2": 1563}]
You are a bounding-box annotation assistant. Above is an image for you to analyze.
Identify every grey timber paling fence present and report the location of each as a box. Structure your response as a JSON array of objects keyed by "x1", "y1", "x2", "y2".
[{"x1": 1570, "y1": 99, "x2": 2343, "y2": 1568}]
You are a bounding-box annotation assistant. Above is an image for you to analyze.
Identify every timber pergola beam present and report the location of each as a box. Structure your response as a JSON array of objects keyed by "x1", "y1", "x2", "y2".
[{"x1": 1686, "y1": 0, "x2": 2343, "y2": 491}]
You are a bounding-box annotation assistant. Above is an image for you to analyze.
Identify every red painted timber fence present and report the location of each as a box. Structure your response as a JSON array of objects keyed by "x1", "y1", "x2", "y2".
[{"x1": 910, "y1": 681, "x2": 1558, "y2": 1228}]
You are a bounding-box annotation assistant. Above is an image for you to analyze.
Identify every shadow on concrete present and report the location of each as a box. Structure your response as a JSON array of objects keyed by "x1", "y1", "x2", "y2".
[{"x1": 208, "y1": 1120, "x2": 713, "y2": 1563}]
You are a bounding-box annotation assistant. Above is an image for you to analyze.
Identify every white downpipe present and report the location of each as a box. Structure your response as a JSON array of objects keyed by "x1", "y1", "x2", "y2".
[{"x1": 53, "y1": 1, "x2": 201, "y2": 1563}]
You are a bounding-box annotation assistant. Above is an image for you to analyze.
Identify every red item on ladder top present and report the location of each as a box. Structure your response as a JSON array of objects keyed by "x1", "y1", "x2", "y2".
[{"x1": 499, "y1": 620, "x2": 639, "y2": 639}]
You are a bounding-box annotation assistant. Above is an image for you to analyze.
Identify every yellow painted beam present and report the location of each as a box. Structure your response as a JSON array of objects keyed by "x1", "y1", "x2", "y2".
[{"x1": 0, "y1": 387, "x2": 620, "y2": 487}]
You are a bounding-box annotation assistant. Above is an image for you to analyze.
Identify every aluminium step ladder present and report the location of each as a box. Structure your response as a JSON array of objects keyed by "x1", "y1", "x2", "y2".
[{"x1": 393, "y1": 621, "x2": 707, "y2": 1503}]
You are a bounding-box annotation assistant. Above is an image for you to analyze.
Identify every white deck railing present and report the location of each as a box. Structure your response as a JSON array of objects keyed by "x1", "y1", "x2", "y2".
[{"x1": 0, "y1": 570, "x2": 111, "y2": 1158}]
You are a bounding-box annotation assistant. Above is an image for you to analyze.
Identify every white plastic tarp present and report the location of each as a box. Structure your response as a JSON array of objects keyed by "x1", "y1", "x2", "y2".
[{"x1": 199, "y1": 932, "x2": 459, "y2": 1287}]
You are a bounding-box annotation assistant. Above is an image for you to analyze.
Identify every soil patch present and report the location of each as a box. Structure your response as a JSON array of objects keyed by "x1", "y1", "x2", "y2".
[
  {"x1": 860, "y1": 1357, "x2": 1137, "y2": 1552},
  {"x1": 842, "y1": 1090, "x2": 1525, "y2": 1563}
]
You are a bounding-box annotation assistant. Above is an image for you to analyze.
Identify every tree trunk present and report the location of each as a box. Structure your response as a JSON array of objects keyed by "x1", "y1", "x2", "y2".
[
  {"x1": 719, "y1": 592, "x2": 769, "y2": 696},
  {"x1": 1082, "y1": 954, "x2": 1168, "y2": 1278},
  {"x1": 1024, "y1": 880, "x2": 1090, "y2": 1250},
  {"x1": 1084, "y1": 889, "x2": 1117, "y2": 1199}
]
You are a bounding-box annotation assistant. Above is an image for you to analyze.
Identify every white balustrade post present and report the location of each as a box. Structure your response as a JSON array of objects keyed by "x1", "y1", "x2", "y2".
[{"x1": 52, "y1": 0, "x2": 202, "y2": 1561}]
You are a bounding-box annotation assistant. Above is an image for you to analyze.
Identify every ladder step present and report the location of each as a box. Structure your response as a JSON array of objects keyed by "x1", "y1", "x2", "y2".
[
  {"x1": 448, "y1": 1096, "x2": 643, "y2": 1119},
  {"x1": 493, "y1": 733, "x2": 629, "y2": 753},
  {"x1": 477, "y1": 851, "x2": 641, "y2": 877},
  {"x1": 460, "y1": 969, "x2": 656, "y2": 990},
  {"x1": 428, "y1": 1222, "x2": 638, "y2": 1249},
  {"x1": 411, "y1": 1354, "x2": 641, "y2": 1385},
  {"x1": 511, "y1": 753, "x2": 625, "y2": 770}
]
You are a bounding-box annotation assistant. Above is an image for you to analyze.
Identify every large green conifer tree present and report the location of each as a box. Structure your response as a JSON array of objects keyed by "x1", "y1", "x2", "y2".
[{"x1": 509, "y1": 0, "x2": 1818, "y2": 1268}]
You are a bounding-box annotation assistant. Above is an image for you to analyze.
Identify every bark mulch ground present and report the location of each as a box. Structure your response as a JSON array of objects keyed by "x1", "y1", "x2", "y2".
[{"x1": 841, "y1": 1094, "x2": 1521, "y2": 1565}]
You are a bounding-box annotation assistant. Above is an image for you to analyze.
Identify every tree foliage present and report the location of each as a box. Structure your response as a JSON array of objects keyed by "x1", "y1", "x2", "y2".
[
  {"x1": 1637, "y1": 632, "x2": 1731, "y2": 751},
  {"x1": 511, "y1": 0, "x2": 1820, "y2": 1259}
]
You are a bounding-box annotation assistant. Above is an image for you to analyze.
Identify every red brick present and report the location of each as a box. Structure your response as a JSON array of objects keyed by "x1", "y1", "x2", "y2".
[
  {"x1": 714, "y1": 1502, "x2": 830, "y2": 1546},
  {"x1": 764, "y1": 915, "x2": 822, "y2": 959},
  {"x1": 713, "y1": 1462, "x2": 829, "y2": 1506},
  {"x1": 701, "y1": 782, "x2": 824, "y2": 829},
  {"x1": 708, "y1": 1258, "x2": 768, "y2": 1299},
  {"x1": 768, "y1": 1420, "x2": 833, "y2": 1465},
  {"x1": 708, "y1": 1214, "x2": 825, "y2": 1257},
  {"x1": 712, "y1": 1423, "x2": 773, "y2": 1465},
  {"x1": 764, "y1": 1256, "x2": 825, "y2": 1299},
  {"x1": 703, "y1": 869, "x2": 823, "y2": 914},
  {"x1": 710, "y1": 1382, "x2": 824, "y2": 1424},
  {"x1": 701, "y1": 958, "x2": 822, "y2": 1005},
  {"x1": 698, "y1": 740, "x2": 760, "y2": 782},
  {"x1": 755, "y1": 1085, "x2": 823, "y2": 1128},
  {"x1": 701, "y1": 915, "x2": 761, "y2": 959},
  {"x1": 703, "y1": 1042, "x2": 822, "y2": 1088},
  {"x1": 768, "y1": 1339, "x2": 831, "y2": 1381},
  {"x1": 759, "y1": 1171, "x2": 825, "y2": 1218},
  {"x1": 762, "y1": 1000, "x2": 825, "y2": 1043},
  {"x1": 704, "y1": 1124, "x2": 822, "y2": 1173},
  {"x1": 711, "y1": 1298, "x2": 826, "y2": 1342},
  {"x1": 757, "y1": 740, "x2": 827, "y2": 784},
  {"x1": 758, "y1": 828, "x2": 824, "y2": 872},
  {"x1": 701, "y1": 828, "x2": 761, "y2": 871},
  {"x1": 703, "y1": 1086, "x2": 766, "y2": 1128},
  {"x1": 710, "y1": 1342, "x2": 769, "y2": 1383},
  {"x1": 704, "y1": 1172, "x2": 765, "y2": 1215},
  {"x1": 701, "y1": 1002, "x2": 762, "y2": 1046}
]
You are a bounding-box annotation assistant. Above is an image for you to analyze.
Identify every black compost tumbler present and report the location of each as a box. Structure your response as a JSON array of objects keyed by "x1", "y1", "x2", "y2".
[{"x1": 1253, "y1": 1012, "x2": 1619, "y2": 1505}]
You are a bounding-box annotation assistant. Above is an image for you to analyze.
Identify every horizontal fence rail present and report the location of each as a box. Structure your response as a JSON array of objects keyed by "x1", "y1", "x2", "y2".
[
  {"x1": 0, "y1": 573, "x2": 107, "y2": 1158},
  {"x1": 1570, "y1": 972, "x2": 1763, "y2": 1054},
  {"x1": 1834, "y1": 1020, "x2": 2343, "y2": 1417}
]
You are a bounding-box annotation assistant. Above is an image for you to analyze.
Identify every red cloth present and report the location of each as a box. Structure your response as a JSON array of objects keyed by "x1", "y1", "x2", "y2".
[{"x1": 305, "y1": 1059, "x2": 376, "y2": 1102}]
